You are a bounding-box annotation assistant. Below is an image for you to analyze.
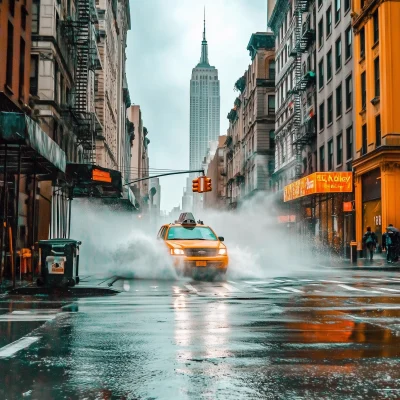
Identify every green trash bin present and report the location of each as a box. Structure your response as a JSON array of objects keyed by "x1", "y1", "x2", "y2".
[{"x1": 37, "y1": 239, "x2": 81, "y2": 287}]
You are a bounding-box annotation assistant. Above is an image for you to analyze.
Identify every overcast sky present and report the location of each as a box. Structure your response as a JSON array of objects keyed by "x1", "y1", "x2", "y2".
[{"x1": 127, "y1": 0, "x2": 268, "y2": 212}]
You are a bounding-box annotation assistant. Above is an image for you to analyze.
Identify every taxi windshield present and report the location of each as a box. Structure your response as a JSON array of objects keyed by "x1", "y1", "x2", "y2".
[{"x1": 167, "y1": 226, "x2": 218, "y2": 241}]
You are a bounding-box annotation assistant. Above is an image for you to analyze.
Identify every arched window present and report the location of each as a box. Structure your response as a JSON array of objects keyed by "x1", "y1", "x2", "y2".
[{"x1": 268, "y1": 60, "x2": 276, "y2": 79}]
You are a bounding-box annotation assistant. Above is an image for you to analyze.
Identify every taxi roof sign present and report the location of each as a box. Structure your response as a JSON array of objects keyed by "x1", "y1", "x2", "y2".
[{"x1": 176, "y1": 212, "x2": 196, "y2": 225}]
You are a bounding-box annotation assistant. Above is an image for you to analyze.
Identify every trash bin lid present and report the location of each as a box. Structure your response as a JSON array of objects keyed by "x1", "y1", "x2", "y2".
[{"x1": 38, "y1": 239, "x2": 82, "y2": 248}]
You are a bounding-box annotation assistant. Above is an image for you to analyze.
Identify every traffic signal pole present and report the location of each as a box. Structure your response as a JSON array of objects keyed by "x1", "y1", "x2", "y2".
[{"x1": 124, "y1": 169, "x2": 205, "y2": 186}]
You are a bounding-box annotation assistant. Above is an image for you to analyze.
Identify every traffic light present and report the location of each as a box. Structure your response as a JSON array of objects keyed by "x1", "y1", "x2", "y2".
[
  {"x1": 204, "y1": 177, "x2": 212, "y2": 192},
  {"x1": 192, "y1": 178, "x2": 200, "y2": 193}
]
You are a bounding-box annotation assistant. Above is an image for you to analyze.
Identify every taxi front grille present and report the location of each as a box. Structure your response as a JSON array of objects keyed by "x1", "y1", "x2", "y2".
[{"x1": 185, "y1": 248, "x2": 218, "y2": 257}]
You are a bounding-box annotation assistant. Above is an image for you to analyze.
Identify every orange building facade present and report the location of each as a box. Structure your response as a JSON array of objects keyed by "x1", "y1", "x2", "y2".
[
  {"x1": 0, "y1": 0, "x2": 32, "y2": 110},
  {"x1": 352, "y1": 0, "x2": 400, "y2": 249}
]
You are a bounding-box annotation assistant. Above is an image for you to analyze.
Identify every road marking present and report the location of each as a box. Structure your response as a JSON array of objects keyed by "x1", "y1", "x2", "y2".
[
  {"x1": 227, "y1": 280, "x2": 237, "y2": 284},
  {"x1": 271, "y1": 288, "x2": 288, "y2": 293},
  {"x1": 221, "y1": 283, "x2": 244, "y2": 292},
  {"x1": 320, "y1": 280, "x2": 345, "y2": 284},
  {"x1": 0, "y1": 336, "x2": 41, "y2": 359},
  {"x1": 299, "y1": 279, "x2": 314, "y2": 282},
  {"x1": 252, "y1": 287, "x2": 264, "y2": 292},
  {"x1": 376, "y1": 287, "x2": 400, "y2": 293},
  {"x1": 281, "y1": 287, "x2": 303, "y2": 293},
  {"x1": 338, "y1": 284, "x2": 382, "y2": 294},
  {"x1": 184, "y1": 284, "x2": 198, "y2": 294},
  {"x1": 244, "y1": 281, "x2": 271, "y2": 285},
  {"x1": 0, "y1": 310, "x2": 58, "y2": 322},
  {"x1": 273, "y1": 279, "x2": 287, "y2": 283}
]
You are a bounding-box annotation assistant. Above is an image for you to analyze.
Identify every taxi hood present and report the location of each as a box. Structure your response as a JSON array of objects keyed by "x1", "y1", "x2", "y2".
[{"x1": 166, "y1": 240, "x2": 221, "y2": 249}]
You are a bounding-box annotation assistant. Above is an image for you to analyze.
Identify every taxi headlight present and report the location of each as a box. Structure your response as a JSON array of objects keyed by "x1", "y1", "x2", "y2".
[
  {"x1": 218, "y1": 248, "x2": 227, "y2": 255},
  {"x1": 171, "y1": 248, "x2": 185, "y2": 255}
]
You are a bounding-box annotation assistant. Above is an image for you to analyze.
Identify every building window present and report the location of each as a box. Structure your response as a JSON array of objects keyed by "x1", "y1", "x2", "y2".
[
  {"x1": 318, "y1": 60, "x2": 324, "y2": 89},
  {"x1": 362, "y1": 124, "x2": 367, "y2": 155},
  {"x1": 9, "y1": 0, "x2": 15, "y2": 16},
  {"x1": 32, "y1": 0, "x2": 40, "y2": 34},
  {"x1": 335, "y1": 37, "x2": 342, "y2": 71},
  {"x1": 319, "y1": 145, "x2": 325, "y2": 171},
  {"x1": 19, "y1": 38, "x2": 25, "y2": 100},
  {"x1": 328, "y1": 140, "x2": 334, "y2": 170},
  {"x1": 335, "y1": 0, "x2": 341, "y2": 23},
  {"x1": 361, "y1": 71, "x2": 366, "y2": 109},
  {"x1": 6, "y1": 22, "x2": 14, "y2": 88},
  {"x1": 269, "y1": 60, "x2": 275, "y2": 79},
  {"x1": 319, "y1": 102, "x2": 325, "y2": 130},
  {"x1": 360, "y1": 27, "x2": 365, "y2": 58},
  {"x1": 375, "y1": 115, "x2": 381, "y2": 147},
  {"x1": 318, "y1": 0, "x2": 323, "y2": 7},
  {"x1": 345, "y1": 0, "x2": 351, "y2": 12},
  {"x1": 21, "y1": 6, "x2": 27, "y2": 31},
  {"x1": 269, "y1": 130, "x2": 275, "y2": 149},
  {"x1": 337, "y1": 133, "x2": 343, "y2": 165},
  {"x1": 327, "y1": 49, "x2": 332, "y2": 81},
  {"x1": 374, "y1": 57, "x2": 380, "y2": 97},
  {"x1": 345, "y1": 75, "x2": 352, "y2": 110},
  {"x1": 327, "y1": 95, "x2": 333, "y2": 125},
  {"x1": 326, "y1": 6, "x2": 332, "y2": 36},
  {"x1": 345, "y1": 26, "x2": 352, "y2": 60},
  {"x1": 318, "y1": 18, "x2": 324, "y2": 47},
  {"x1": 336, "y1": 84, "x2": 342, "y2": 118},
  {"x1": 346, "y1": 125, "x2": 353, "y2": 160},
  {"x1": 30, "y1": 55, "x2": 39, "y2": 96},
  {"x1": 268, "y1": 95, "x2": 275, "y2": 114},
  {"x1": 373, "y1": 10, "x2": 379, "y2": 43}
]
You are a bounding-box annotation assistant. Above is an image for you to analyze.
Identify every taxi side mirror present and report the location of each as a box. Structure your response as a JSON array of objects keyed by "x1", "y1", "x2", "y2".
[{"x1": 218, "y1": 236, "x2": 224, "y2": 242}]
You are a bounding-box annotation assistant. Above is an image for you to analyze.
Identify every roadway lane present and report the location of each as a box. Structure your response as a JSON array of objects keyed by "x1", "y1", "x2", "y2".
[{"x1": 1, "y1": 270, "x2": 400, "y2": 399}]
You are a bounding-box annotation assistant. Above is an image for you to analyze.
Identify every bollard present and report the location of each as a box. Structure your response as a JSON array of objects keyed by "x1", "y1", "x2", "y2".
[{"x1": 350, "y1": 241, "x2": 357, "y2": 263}]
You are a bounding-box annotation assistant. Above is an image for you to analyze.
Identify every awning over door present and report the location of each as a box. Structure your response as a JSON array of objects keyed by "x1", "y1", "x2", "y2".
[{"x1": 0, "y1": 112, "x2": 67, "y2": 174}]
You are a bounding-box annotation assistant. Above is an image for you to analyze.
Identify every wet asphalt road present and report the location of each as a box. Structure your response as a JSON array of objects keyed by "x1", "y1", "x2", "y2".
[{"x1": 1, "y1": 270, "x2": 400, "y2": 399}]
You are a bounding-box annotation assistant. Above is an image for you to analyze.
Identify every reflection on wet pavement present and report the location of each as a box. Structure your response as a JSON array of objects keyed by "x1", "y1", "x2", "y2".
[{"x1": 0, "y1": 271, "x2": 400, "y2": 399}]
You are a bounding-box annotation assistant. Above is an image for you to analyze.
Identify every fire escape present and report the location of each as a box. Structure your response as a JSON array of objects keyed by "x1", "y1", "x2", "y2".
[
  {"x1": 288, "y1": 0, "x2": 316, "y2": 179},
  {"x1": 69, "y1": 0, "x2": 102, "y2": 164}
]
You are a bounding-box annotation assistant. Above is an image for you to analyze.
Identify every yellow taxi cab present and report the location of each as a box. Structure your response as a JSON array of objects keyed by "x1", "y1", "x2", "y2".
[{"x1": 157, "y1": 212, "x2": 228, "y2": 278}]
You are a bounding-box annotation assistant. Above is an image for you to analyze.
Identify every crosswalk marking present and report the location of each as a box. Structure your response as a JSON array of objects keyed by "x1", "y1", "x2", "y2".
[
  {"x1": 271, "y1": 288, "x2": 288, "y2": 293},
  {"x1": 338, "y1": 284, "x2": 382, "y2": 294},
  {"x1": 184, "y1": 284, "x2": 198, "y2": 294},
  {"x1": 281, "y1": 287, "x2": 303, "y2": 293},
  {"x1": 221, "y1": 283, "x2": 244, "y2": 293},
  {"x1": 0, "y1": 310, "x2": 59, "y2": 322},
  {"x1": 0, "y1": 336, "x2": 41, "y2": 359},
  {"x1": 376, "y1": 287, "x2": 400, "y2": 293}
]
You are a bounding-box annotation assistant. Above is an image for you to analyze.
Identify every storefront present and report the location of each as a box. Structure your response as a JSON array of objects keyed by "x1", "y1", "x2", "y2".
[{"x1": 284, "y1": 172, "x2": 354, "y2": 256}]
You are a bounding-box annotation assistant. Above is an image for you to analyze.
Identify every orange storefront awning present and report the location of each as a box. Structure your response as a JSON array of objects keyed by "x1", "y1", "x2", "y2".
[{"x1": 284, "y1": 172, "x2": 353, "y2": 202}]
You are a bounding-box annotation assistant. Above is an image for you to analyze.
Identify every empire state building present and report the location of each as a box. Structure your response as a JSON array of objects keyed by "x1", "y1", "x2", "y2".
[{"x1": 189, "y1": 14, "x2": 220, "y2": 174}]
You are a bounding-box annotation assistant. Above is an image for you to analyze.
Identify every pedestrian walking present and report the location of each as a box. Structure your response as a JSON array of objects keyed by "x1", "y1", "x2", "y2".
[
  {"x1": 384, "y1": 224, "x2": 400, "y2": 263},
  {"x1": 362, "y1": 227, "x2": 377, "y2": 261}
]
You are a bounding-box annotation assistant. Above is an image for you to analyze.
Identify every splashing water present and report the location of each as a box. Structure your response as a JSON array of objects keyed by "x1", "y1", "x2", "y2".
[
  {"x1": 70, "y1": 199, "x2": 176, "y2": 280},
  {"x1": 70, "y1": 194, "x2": 332, "y2": 281}
]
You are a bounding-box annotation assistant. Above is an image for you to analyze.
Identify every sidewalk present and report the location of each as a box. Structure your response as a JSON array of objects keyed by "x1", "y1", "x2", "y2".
[
  {"x1": 0, "y1": 275, "x2": 121, "y2": 296},
  {"x1": 330, "y1": 253, "x2": 400, "y2": 271}
]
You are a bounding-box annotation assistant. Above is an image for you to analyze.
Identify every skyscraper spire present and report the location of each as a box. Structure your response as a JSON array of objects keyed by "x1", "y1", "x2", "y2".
[{"x1": 199, "y1": 6, "x2": 209, "y2": 66}]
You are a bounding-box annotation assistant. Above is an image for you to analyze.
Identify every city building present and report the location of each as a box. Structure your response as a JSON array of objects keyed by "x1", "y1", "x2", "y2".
[
  {"x1": 352, "y1": 0, "x2": 400, "y2": 248},
  {"x1": 95, "y1": 0, "x2": 131, "y2": 172},
  {"x1": 182, "y1": 177, "x2": 194, "y2": 212},
  {"x1": 269, "y1": 0, "x2": 318, "y2": 239},
  {"x1": 315, "y1": 0, "x2": 355, "y2": 252},
  {"x1": 127, "y1": 104, "x2": 150, "y2": 208},
  {"x1": 149, "y1": 177, "x2": 161, "y2": 216},
  {"x1": 224, "y1": 32, "x2": 276, "y2": 208},
  {"x1": 204, "y1": 136, "x2": 226, "y2": 209},
  {"x1": 189, "y1": 14, "x2": 220, "y2": 174},
  {"x1": 0, "y1": 0, "x2": 67, "y2": 280}
]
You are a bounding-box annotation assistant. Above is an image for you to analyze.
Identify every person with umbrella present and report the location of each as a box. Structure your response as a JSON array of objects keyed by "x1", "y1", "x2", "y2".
[{"x1": 383, "y1": 224, "x2": 400, "y2": 263}]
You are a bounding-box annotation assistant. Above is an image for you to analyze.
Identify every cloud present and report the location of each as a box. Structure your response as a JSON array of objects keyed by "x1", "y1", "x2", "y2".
[{"x1": 127, "y1": 0, "x2": 267, "y2": 211}]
